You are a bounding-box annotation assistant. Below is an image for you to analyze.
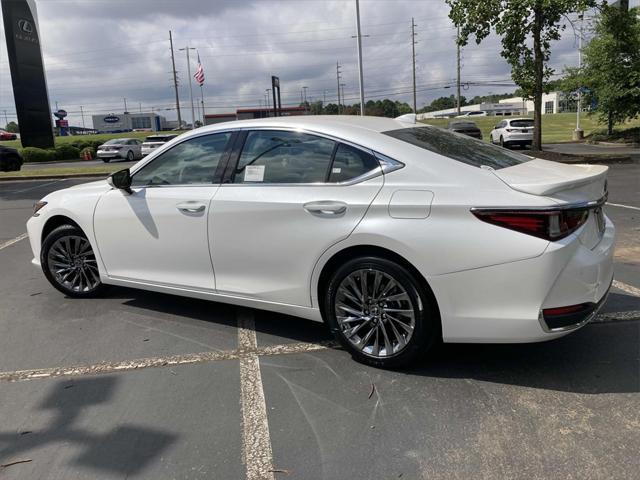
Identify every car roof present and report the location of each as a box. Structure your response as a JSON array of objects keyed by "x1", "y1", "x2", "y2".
[
  {"x1": 180, "y1": 115, "x2": 422, "y2": 146},
  {"x1": 506, "y1": 118, "x2": 532, "y2": 122}
]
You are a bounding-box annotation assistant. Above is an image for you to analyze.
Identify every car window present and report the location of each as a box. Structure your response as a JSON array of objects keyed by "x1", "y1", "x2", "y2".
[
  {"x1": 383, "y1": 126, "x2": 532, "y2": 170},
  {"x1": 234, "y1": 130, "x2": 335, "y2": 184},
  {"x1": 329, "y1": 144, "x2": 380, "y2": 183},
  {"x1": 131, "y1": 133, "x2": 231, "y2": 186},
  {"x1": 510, "y1": 120, "x2": 534, "y2": 128}
]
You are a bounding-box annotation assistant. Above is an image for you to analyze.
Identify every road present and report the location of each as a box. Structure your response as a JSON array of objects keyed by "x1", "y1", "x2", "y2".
[{"x1": 0, "y1": 167, "x2": 639, "y2": 479}]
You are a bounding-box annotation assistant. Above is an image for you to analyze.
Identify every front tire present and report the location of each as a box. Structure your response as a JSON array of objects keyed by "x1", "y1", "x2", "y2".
[
  {"x1": 41, "y1": 224, "x2": 105, "y2": 298},
  {"x1": 126, "y1": 150, "x2": 134, "y2": 161},
  {"x1": 102, "y1": 158, "x2": 110, "y2": 163},
  {"x1": 324, "y1": 256, "x2": 440, "y2": 368}
]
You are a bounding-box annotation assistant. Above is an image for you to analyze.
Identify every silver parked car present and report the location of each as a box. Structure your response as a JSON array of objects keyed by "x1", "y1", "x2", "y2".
[{"x1": 97, "y1": 138, "x2": 143, "y2": 163}]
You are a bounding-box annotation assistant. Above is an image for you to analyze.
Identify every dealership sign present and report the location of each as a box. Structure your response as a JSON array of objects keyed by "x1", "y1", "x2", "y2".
[{"x1": 103, "y1": 115, "x2": 120, "y2": 123}]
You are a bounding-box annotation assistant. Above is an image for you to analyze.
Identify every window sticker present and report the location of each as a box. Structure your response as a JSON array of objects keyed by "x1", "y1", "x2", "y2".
[
  {"x1": 332, "y1": 167, "x2": 342, "y2": 174},
  {"x1": 244, "y1": 165, "x2": 265, "y2": 182}
]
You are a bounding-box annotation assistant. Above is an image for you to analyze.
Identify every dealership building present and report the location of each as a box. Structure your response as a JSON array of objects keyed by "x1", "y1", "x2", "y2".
[{"x1": 92, "y1": 112, "x2": 168, "y2": 133}]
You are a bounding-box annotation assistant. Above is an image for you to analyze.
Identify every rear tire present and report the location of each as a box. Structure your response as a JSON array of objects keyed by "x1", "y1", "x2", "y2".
[
  {"x1": 41, "y1": 224, "x2": 105, "y2": 298},
  {"x1": 499, "y1": 136, "x2": 505, "y2": 148},
  {"x1": 323, "y1": 256, "x2": 440, "y2": 368},
  {"x1": 127, "y1": 150, "x2": 134, "y2": 161},
  {"x1": 102, "y1": 158, "x2": 110, "y2": 163}
]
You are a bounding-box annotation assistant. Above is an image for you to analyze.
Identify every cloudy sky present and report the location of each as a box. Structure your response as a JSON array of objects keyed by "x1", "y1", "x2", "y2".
[{"x1": 1, "y1": 0, "x2": 637, "y2": 127}]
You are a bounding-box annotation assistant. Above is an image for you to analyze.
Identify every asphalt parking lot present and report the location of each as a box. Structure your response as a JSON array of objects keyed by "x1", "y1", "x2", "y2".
[{"x1": 0, "y1": 166, "x2": 639, "y2": 480}]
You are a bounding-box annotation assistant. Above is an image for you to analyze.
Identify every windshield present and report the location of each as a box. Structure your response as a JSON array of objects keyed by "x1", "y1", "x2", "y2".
[
  {"x1": 510, "y1": 120, "x2": 534, "y2": 128},
  {"x1": 383, "y1": 126, "x2": 532, "y2": 170},
  {"x1": 104, "y1": 139, "x2": 127, "y2": 145}
]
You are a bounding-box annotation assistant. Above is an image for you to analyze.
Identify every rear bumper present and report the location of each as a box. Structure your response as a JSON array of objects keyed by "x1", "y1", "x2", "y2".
[{"x1": 429, "y1": 215, "x2": 615, "y2": 343}]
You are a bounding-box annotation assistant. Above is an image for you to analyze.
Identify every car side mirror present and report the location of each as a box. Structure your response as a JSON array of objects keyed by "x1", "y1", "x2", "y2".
[{"x1": 108, "y1": 168, "x2": 133, "y2": 194}]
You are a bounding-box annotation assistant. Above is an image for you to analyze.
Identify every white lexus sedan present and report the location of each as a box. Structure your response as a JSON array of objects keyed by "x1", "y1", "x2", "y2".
[{"x1": 27, "y1": 116, "x2": 614, "y2": 367}]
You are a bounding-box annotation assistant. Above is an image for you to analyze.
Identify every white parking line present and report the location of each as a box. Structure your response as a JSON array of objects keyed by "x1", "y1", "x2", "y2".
[
  {"x1": 237, "y1": 309, "x2": 276, "y2": 480},
  {"x1": 607, "y1": 202, "x2": 640, "y2": 212},
  {"x1": 0, "y1": 232, "x2": 28, "y2": 251},
  {"x1": 0, "y1": 339, "x2": 335, "y2": 383},
  {"x1": 612, "y1": 280, "x2": 640, "y2": 297},
  {"x1": 5, "y1": 178, "x2": 66, "y2": 194}
]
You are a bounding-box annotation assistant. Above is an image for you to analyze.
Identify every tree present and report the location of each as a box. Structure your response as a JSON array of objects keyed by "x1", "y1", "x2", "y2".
[
  {"x1": 4, "y1": 121, "x2": 19, "y2": 133},
  {"x1": 562, "y1": 4, "x2": 640, "y2": 134},
  {"x1": 447, "y1": 0, "x2": 597, "y2": 150}
]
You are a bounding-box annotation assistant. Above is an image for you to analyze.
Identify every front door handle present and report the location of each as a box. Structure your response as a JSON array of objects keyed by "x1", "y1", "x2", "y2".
[
  {"x1": 176, "y1": 201, "x2": 206, "y2": 213},
  {"x1": 303, "y1": 201, "x2": 347, "y2": 216}
]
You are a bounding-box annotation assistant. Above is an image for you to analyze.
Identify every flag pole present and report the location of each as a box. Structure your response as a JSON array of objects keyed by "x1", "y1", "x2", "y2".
[{"x1": 200, "y1": 84, "x2": 205, "y2": 125}]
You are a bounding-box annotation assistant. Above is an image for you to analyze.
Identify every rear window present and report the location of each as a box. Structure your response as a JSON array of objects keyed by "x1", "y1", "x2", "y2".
[
  {"x1": 510, "y1": 120, "x2": 534, "y2": 128},
  {"x1": 145, "y1": 135, "x2": 176, "y2": 142},
  {"x1": 383, "y1": 126, "x2": 531, "y2": 170}
]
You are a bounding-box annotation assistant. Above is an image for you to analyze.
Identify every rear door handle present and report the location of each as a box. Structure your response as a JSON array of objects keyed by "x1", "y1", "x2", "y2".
[
  {"x1": 176, "y1": 201, "x2": 206, "y2": 213},
  {"x1": 303, "y1": 201, "x2": 347, "y2": 216}
]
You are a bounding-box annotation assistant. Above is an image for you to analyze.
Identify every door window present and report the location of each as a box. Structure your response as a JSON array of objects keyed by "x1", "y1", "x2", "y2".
[
  {"x1": 233, "y1": 130, "x2": 335, "y2": 184},
  {"x1": 132, "y1": 133, "x2": 231, "y2": 186},
  {"x1": 328, "y1": 143, "x2": 380, "y2": 183}
]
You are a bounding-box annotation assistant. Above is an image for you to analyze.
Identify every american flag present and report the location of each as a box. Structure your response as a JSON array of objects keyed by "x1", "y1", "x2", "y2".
[{"x1": 194, "y1": 54, "x2": 205, "y2": 86}]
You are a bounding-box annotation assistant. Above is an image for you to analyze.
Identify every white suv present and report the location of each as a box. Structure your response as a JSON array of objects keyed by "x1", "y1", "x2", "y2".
[{"x1": 490, "y1": 118, "x2": 534, "y2": 149}]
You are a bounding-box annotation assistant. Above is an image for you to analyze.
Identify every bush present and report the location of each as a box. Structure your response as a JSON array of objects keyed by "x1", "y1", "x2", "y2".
[
  {"x1": 54, "y1": 144, "x2": 80, "y2": 160},
  {"x1": 79, "y1": 146, "x2": 97, "y2": 159},
  {"x1": 20, "y1": 147, "x2": 57, "y2": 163}
]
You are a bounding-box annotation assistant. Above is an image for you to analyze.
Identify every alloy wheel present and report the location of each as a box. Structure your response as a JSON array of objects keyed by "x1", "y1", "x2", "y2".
[
  {"x1": 46, "y1": 235, "x2": 100, "y2": 293},
  {"x1": 334, "y1": 268, "x2": 416, "y2": 358}
]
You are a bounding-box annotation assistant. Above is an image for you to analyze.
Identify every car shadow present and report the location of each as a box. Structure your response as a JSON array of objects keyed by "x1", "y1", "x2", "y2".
[
  {"x1": 0, "y1": 376, "x2": 177, "y2": 476},
  {"x1": 100, "y1": 287, "x2": 639, "y2": 395}
]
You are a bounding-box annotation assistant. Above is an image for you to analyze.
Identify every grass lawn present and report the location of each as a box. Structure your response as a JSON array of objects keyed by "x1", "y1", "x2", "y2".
[
  {"x1": 0, "y1": 131, "x2": 187, "y2": 150},
  {"x1": 0, "y1": 164, "x2": 122, "y2": 178},
  {"x1": 420, "y1": 112, "x2": 640, "y2": 144}
]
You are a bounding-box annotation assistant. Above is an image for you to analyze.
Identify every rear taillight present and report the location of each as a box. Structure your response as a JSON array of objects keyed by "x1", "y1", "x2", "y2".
[
  {"x1": 506, "y1": 128, "x2": 516, "y2": 132},
  {"x1": 472, "y1": 208, "x2": 589, "y2": 241}
]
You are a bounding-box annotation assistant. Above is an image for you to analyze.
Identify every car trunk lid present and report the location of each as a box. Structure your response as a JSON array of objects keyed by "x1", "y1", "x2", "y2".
[
  {"x1": 492, "y1": 158, "x2": 607, "y2": 200},
  {"x1": 492, "y1": 158, "x2": 608, "y2": 248}
]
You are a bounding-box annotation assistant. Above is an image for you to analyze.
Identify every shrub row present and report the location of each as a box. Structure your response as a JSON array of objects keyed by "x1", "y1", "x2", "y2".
[{"x1": 20, "y1": 145, "x2": 82, "y2": 163}]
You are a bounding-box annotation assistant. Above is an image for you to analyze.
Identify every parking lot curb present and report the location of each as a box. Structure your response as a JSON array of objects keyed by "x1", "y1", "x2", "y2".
[{"x1": 0, "y1": 172, "x2": 110, "y2": 182}]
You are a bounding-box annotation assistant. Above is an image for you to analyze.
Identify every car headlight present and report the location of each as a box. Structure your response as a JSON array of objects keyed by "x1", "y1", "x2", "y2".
[{"x1": 33, "y1": 201, "x2": 47, "y2": 216}]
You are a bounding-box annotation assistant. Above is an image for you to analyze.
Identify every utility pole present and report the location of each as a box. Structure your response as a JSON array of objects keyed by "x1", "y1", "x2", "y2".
[
  {"x1": 2, "y1": 110, "x2": 8, "y2": 127},
  {"x1": 355, "y1": 0, "x2": 365, "y2": 115},
  {"x1": 179, "y1": 46, "x2": 197, "y2": 129},
  {"x1": 123, "y1": 97, "x2": 128, "y2": 113},
  {"x1": 411, "y1": 18, "x2": 418, "y2": 114},
  {"x1": 456, "y1": 26, "x2": 461, "y2": 116},
  {"x1": 80, "y1": 105, "x2": 85, "y2": 129},
  {"x1": 266, "y1": 88, "x2": 271, "y2": 116},
  {"x1": 302, "y1": 86, "x2": 308, "y2": 104},
  {"x1": 139, "y1": 102, "x2": 142, "y2": 113},
  {"x1": 336, "y1": 61, "x2": 342, "y2": 114},
  {"x1": 340, "y1": 83, "x2": 346, "y2": 110},
  {"x1": 574, "y1": 11, "x2": 584, "y2": 140},
  {"x1": 169, "y1": 31, "x2": 183, "y2": 128}
]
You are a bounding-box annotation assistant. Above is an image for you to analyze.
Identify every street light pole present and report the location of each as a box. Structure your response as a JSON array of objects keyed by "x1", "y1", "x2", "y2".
[
  {"x1": 179, "y1": 46, "x2": 197, "y2": 129},
  {"x1": 574, "y1": 12, "x2": 584, "y2": 140},
  {"x1": 355, "y1": 0, "x2": 365, "y2": 115}
]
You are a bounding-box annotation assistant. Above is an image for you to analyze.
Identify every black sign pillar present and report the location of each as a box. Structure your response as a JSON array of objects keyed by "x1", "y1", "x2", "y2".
[
  {"x1": 271, "y1": 76, "x2": 282, "y2": 117},
  {"x1": 2, "y1": 0, "x2": 55, "y2": 148}
]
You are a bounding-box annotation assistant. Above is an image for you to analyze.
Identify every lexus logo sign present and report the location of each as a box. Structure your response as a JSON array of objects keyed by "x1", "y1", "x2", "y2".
[
  {"x1": 103, "y1": 115, "x2": 120, "y2": 123},
  {"x1": 17, "y1": 19, "x2": 33, "y2": 34}
]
